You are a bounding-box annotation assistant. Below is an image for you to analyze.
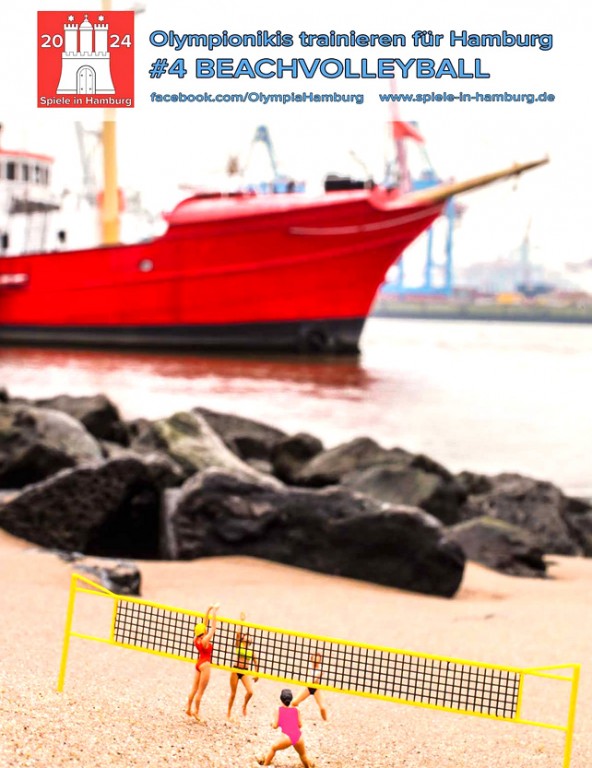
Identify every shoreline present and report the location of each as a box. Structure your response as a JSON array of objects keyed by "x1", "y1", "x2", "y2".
[
  {"x1": 372, "y1": 305, "x2": 592, "y2": 325},
  {"x1": 2, "y1": 318, "x2": 590, "y2": 499}
]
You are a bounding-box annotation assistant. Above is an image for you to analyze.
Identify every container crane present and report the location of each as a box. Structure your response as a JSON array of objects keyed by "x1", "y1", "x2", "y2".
[
  {"x1": 383, "y1": 119, "x2": 461, "y2": 297},
  {"x1": 242, "y1": 125, "x2": 304, "y2": 194}
]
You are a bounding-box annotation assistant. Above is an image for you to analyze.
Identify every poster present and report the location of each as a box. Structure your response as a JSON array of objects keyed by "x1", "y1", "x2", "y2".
[{"x1": 0, "y1": 2, "x2": 590, "y2": 767}]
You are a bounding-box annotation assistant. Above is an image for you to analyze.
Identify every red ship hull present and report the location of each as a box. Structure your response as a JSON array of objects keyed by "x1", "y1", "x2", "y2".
[{"x1": 0, "y1": 187, "x2": 442, "y2": 353}]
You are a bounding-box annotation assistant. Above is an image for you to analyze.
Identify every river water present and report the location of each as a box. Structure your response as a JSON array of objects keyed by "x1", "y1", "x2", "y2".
[{"x1": 1, "y1": 317, "x2": 590, "y2": 497}]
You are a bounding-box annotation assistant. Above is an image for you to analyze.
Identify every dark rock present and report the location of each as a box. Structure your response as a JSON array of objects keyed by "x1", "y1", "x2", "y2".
[
  {"x1": 74, "y1": 560, "x2": 142, "y2": 595},
  {"x1": 292, "y1": 437, "x2": 466, "y2": 524},
  {"x1": 169, "y1": 469, "x2": 465, "y2": 597},
  {"x1": 2, "y1": 443, "x2": 75, "y2": 487},
  {"x1": 243, "y1": 458, "x2": 274, "y2": 475},
  {"x1": 0, "y1": 489, "x2": 20, "y2": 506},
  {"x1": 194, "y1": 407, "x2": 287, "y2": 462},
  {"x1": 342, "y1": 466, "x2": 465, "y2": 526},
  {"x1": 562, "y1": 497, "x2": 592, "y2": 556},
  {"x1": 0, "y1": 403, "x2": 102, "y2": 488},
  {"x1": 140, "y1": 452, "x2": 188, "y2": 489},
  {"x1": 35, "y1": 394, "x2": 129, "y2": 446},
  {"x1": 151, "y1": 411, "x2": 282, "y2": 487},
  {"x1": 445, "y1": 517, "x2": 547, "y2": 577},
  {"x1": 0, "y1": 457, "x2": 162, "y2": 559},
  {"x1": 293, "y1": 437, "x2": 411, "y2": 487},
  {"x1": 99, "y1": 440, "x2": 138, "y2": 461},
  {"x1": 455, "y1": 471, "x2": 493, "y2": 496},
  {"x1": 127, "y1": 418, "x2": 169, "y2": 453},
  {"x1": 161, "y1": 488, "x2": 184, "y2": 559},
  {"x1": 319, "y1": 505, "x2": 465, "y2": 597},
  {"x1": 100, "y1": 440, "x2": 187, "y2": 488},
  {"x1": 0, "y1": 387, "x2": 8, "y2": 403},
  {"x1": 409, "y1": 453, "x2": 454, "y2": 481},
  {"x1": 460, "y1": 473, "x2": 580, "y2": 555},
  {"x1": 271, "y1": 432, "x2": 324, "y2": 484},
  {"x1": 50, "y1": 549, "x2": 84, "y2": 563}
]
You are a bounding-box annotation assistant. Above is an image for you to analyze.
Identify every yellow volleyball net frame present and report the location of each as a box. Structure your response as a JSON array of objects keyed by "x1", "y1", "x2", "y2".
[{"x1": 58, "y1": 574, "x2": 580, "y2": 767}]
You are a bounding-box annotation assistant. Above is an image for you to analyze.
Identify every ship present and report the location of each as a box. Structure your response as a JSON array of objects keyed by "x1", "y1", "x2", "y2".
[{"x1": 0, "y1": 129, "x2": 547, "y2": 354}]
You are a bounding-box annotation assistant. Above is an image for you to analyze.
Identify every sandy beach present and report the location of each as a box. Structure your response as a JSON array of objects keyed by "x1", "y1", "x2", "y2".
[{"x1": 0, "y1": 528, "x2": 589, "y2": 768}]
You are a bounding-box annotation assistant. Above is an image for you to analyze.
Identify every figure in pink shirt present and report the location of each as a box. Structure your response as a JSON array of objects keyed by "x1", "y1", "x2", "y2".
[{"x1": 258, "y1": 689, "x2": 312, "y2": 767}]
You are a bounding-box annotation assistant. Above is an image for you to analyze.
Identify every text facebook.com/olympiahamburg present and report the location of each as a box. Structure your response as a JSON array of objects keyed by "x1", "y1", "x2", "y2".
[
  {"x1": 149, "y1": 91, "x2": 365, "y2": 104},
  {"x1": 39, "y1": 95, "x2": 133, "y2": 106},
  {"x1": 145, "y1": 90, "x2": 555, "y2": 106}
]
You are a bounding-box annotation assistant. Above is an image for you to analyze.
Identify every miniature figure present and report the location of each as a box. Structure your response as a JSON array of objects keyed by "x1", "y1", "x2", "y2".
[
  {"x1": 258, "y1": 688, "x2": 312, "y2": 767},
  {"x1": 186, "y1": 602, "x2": 220, "y2": 721},
  {"x1": 228, "y1": 611, "x2": 259, "y2": 718},
  {"x1": 292, "y1": 651, "x2": 328, "y2": 720}
]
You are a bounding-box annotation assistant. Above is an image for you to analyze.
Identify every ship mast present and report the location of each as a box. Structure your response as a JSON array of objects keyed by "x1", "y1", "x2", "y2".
[
  {"x1": 101, "y1": 0, "x2": 119, "y2": 244},
  {"x1": 387, "y1": 81, "x2": 411, "y2": 192},
  {"x1": 102, "y1": 110, "x2": 119, "y2": 244}
]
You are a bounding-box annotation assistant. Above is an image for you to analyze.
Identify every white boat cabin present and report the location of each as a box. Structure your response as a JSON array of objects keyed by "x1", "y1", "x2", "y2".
[{"x1": 0, "y1": 148, "x2": 63, "y2": 255}]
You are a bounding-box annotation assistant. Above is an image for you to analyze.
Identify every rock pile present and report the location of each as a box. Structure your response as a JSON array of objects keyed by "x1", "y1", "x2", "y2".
[{"x1": 1, "y1": 390, "x2": 590, "y2": 597}]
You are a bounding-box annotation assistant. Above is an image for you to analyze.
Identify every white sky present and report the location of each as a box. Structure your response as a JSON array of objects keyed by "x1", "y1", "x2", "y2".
[{"x1": 1, "y1": 0, "x2": 590, "y2": 288}]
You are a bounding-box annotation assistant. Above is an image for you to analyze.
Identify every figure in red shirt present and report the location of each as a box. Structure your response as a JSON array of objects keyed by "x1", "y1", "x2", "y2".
[{"x1": 186, "y1": 602, "x2": 220, "y2": 722}]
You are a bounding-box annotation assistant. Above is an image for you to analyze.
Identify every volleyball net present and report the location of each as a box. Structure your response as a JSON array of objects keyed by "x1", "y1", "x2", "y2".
[{"x1": 58, "y1": 574, "x2": 580, "y2": 767}]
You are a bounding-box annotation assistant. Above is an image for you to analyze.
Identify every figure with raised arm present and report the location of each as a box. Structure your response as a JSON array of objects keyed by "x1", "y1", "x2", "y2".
[
  {"x1": 227, "y1": 611, "x2": 259, "y2": 719},
  {"x1": 186, "y1": 602, "x2": 220, "y2": 722}
]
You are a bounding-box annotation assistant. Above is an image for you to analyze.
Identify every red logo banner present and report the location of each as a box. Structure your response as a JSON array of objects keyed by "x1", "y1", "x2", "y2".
[{"x1": 37, "y1": 11, "x2": 134, "y2": 109}]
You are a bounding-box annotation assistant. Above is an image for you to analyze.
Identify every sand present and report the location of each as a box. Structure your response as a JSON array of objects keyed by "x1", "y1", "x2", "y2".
[{"x1": 0, "y1": 529, "x2": 589, "y2": 768}]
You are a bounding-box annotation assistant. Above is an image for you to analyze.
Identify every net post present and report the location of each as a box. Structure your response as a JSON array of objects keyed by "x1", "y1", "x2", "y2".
[
  {"x1": 110, "y1": 595, "x2": 119, "y2": 643},
  {"x1": 57, "y1": 574, "x2": 78, "y2": 692},
  {"x1": 514, "y1": 672, "x2": 525, "y2": 720},
  {"x1": 562, "y1": 664, "x2": 580, "y2": 768}
]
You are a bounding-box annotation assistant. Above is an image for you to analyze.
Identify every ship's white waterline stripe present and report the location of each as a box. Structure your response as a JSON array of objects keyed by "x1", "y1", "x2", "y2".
[{"x1": 289, "y1": 203, "x2": 443, "y2": 236}]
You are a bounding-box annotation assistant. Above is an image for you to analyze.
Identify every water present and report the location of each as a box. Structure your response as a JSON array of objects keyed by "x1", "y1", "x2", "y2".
[{"x1": 0, "y1": 317, "x2": 590, "y2": 497}]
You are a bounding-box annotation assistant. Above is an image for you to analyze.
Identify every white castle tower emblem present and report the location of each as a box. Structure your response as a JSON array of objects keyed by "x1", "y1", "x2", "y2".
[{"x1": 56, "y1": 14, "x2": 115, "y2": 94}]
